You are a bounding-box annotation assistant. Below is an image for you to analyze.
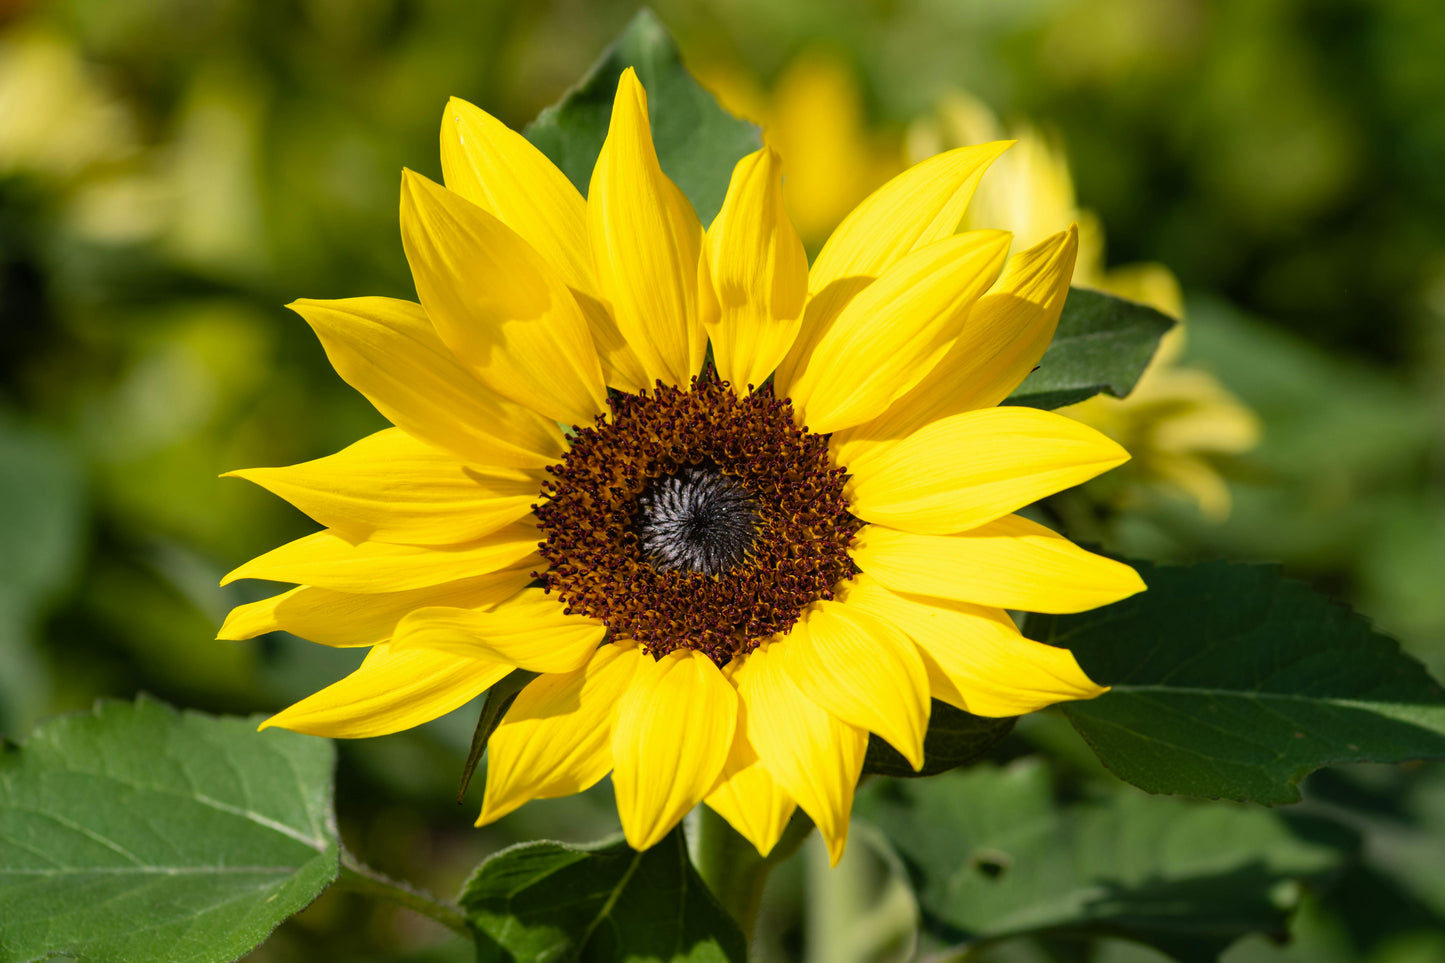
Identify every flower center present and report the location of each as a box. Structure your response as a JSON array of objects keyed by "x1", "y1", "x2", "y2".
[
  {"x1": 637, "y1": 466, "x2": 758, "y2": 575},
  {"x1": 534, "y1": 373, "x2": 858, "y2": 665}
]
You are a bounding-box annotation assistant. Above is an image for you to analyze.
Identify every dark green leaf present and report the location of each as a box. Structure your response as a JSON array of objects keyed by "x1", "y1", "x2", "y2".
[
  {"x1": 862, "y1": 700, "x2": 1014, "y2": 778},
  {"x1": 0, "y1": 696, "x2": 338, "y2": 963},
  {"x1": 461, "y1": 827, "x2": 745, "y2": 963},
  {"x1": 458, "y1": 669, "x2": 539, "y2": 803},
  {"x1": 523, "y1": 8, "x2": 760, "y2": 224},
  {"x1": 1028, "y1": 561, "x2": 1445, "y2": 803},
  {"x1": 1005, "y1": 287, "x2": 1176, "y2": 409},
  {"x1": 856, "y1": 760, "x2": 1356, "y2": 963}
]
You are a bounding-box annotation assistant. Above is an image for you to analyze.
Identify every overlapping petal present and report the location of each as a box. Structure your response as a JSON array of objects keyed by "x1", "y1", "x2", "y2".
[
  {"x1": 774, "y1": 141, "x2": 1012, "y2": 392},
  {"x1": 809, "y1": 141, "x2": 1013, "y2": 293},
  {"x1": 440, "y1": 96, "x2": 595, "y2": 296},
  {"x1": 783, "y1": 602, "x2": 930, "y2": 770},
  {"x1": 478, "y1": 642, "x2": 643, "y2": 825},
  {"x1": 400, "y1": 170, "x2": 607, "y2": 424},
  {"x1": 840, "y1": 574, "x2": 1106, "y2": 716},
  {"x1": 831, "y1": 227, "x2": 1078, "y2": 464},
  {"x1": 853, "y1": 516, "x2": 1146, "y2": 614},
  {"x1": 845, "y1": 406, "x2": 1128, "y2": 535},
  {"x1": 704, "y1": 700, "x2": 799, "y2": 858},
  {"x1": 217, "y1": 567, "x2": 534, "y2": 646},
  {"x1": 785, "y1": 230, "x2": 1011, "y2": 432},
  {"x1": 290, "y1": 296, "x2": 564, "y2": 468},
  {"x1": 704, "y1": 147, "x2": 808, "y2": 391},
  {"x1": 588, "y1": 68, "x2": 707, "y2": 388},
  {"x1": 735, "y1": 643, "x2": 867, "y2": 866},
  {"x1": 259, "y1": 643, "x2": 509, "y2": 738},
  {"x1": 611, "y1": 649, "x2": 738, "y2": 851},
  {"x1": 225, "y1": 428, "x2": 537, "y2": 546},
  {"x1": 390, "y1": 587, "x2": 606, "y2": 674},
  {"x1": 438, "y1": 98, "x2": 652, "y2": 390},
  {"x1": 221, "y1": 521, "x2": 540, "y2": 593}
]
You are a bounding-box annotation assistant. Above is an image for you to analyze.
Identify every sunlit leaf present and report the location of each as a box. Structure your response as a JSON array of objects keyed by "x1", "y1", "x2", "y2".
[
  {"x1": 0, "y1": 696, "x2": 338, "y2": 963},
  {"x1": 524, "y1": 8, "x2": 760, "y2": 224},
  {"x1": 857, "y1": 759, "x2": 1356, "y2": 963},
  {"x1": 1029, "y1": 561, "x2": 1445, "y2": 803},
  {"x1": 461, "y1": 827, "x2": 745, "y2": 963},
  {"x1": 1006, "y1": 287, "x2": 1175, "y2": 410}
]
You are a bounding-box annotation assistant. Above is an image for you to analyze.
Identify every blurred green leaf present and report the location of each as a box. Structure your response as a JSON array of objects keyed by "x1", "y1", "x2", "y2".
[
  {"x1": 862, "y1": 699, "x2": 1015, "y2": 779},
  {"x1": 1028, "y1": 561, "x2": 1445, "y2": 804},
  {"x1": 0, "y1": 416, "x2": 86, "y2": 730},
  {"x1": 856, "y1": 759, "x2": 1356, "y2": 963},
  {"x1": 0, "y1": 417, "x2": 84, "y2": 605},
  {"x1": 0, "y1": 696, "x2": 338, "y2": 963},
  {"x1": 523, "y1": 8, "x2": 760, "y2": 224},
  {"x1": 1006, "y1": 287, "x2": 1176, "y2": 409},
  {"x1": 460, "y1": 827, "x2": 745, "y2": 963}
]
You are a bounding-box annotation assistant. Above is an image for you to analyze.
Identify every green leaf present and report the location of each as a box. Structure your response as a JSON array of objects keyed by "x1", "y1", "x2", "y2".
[
  {"x1": 1005, "y1": 287, "x2": 1176, "y2": 410},
  {"x1": 856, "y1": 759, "x2": 1356, "y2": 963},
  {"x1": 1027, "y1": 561, "x2": 1445, "y2": 803},
  {"x1": 862, "y1": 700, "x2": 1015, "y2": 778},
  {"x1": 461, "y1": 827, "x2": 746, "y2": 963},
  {"x1": 0, "y1": 696, "x2": 338, "y2": 963},
  {"x1": 457, "y1": 669, "x2": 538, "y2": 803},
  {"x1": 523, "y1": 8, "x2": 760, "y2": 225}
]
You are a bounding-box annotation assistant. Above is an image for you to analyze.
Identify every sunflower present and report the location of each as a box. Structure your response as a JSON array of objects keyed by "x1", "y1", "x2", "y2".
[{"x1": 219, "y1": 69, "x2": 1144, "y2": 864}]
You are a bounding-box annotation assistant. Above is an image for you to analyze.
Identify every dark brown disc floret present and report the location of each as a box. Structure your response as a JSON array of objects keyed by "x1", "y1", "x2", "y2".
[{"x1": 534, "y1": 373, "x2": 859, "y2": 665}]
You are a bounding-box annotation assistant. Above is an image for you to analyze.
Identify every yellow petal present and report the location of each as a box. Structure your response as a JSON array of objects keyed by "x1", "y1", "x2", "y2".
[
  {"x1": 704, "y1": 147, "x2": 808, "y2": 391},
  {"x1": 221, "y1": 520, "x2": 541, "y2": 593},
  {"x1": 290, "y1": 296, "x2": 564, "y2": 469},
  {"x1": 829, "y1": 228, "x2": 1078, "y2": 462},
  {"x1": 852, "y1": 517, "x2": 1146, "y2": 614},
  {"x1": 840, "y1": 574, "x2": 1106, "y2": 717},
  {"x1": 400, "y1": 170, "x2": 607, "y2": 425},
  {"x1": 611, "y1": 649, "x2": 738, "y2": 851},
  {"x1": 774, "y1": 142, "x2": 1012, "y2": 392},
  {"x1": 735, "y1": 643, "x2": 867, "y2": 866},
  {"x1": 390, "y1": 587, "x2": 605, "y2": 674},
  {"x1": 260, "y1": 643, "x2": 509, "y2": 738},
  {"x1": 844, "y1": 407, "x2": 1129, "y2": 535},
  {"x1": 787, "y1": 230, "x2": 1012, "y2": 433},
  {"x1": 809, "y1": 142, "x2": 1014, "y2": 295},
  {"x1": 217, "y1": 567, "x2": 535, "y2": 646},
  {"x1": 703, "y1": 689, "x2": 798, "y2": 858},
  {"x1": 783, "y1": 601, "x2": 930, "y2": 771},
  {"x1": 442, "y1": 96, "x2": 648, "y2": 392},
  {"x1": 588, "y1": 68, "x2": 707, "y2": 388},
  {"x1": 478, "y1": 642, "x2": 643, "y2": 825},
  {"x1": 225, "y1": 428, "x2": 538, "y2": 546},
  {"x1": 440, "y1": 96, "x2": 596, "y2": 296}
]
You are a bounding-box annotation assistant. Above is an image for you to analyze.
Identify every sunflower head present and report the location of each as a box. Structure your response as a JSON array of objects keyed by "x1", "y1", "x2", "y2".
[{"x1": 220, "y1": 67, "x2": 1144, "y2": 864}]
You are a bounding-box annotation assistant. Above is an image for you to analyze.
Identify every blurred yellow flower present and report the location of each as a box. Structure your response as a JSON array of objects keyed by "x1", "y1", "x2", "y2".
[
  {"x1": 0, "y1": 26, "x2": 135, "y2": 179},
  {"x1": 220, "y1": 70, "x2": 1143, "y2": 862},
  {"x1": 698, "y1": 49, "x2": 901, "y2": 248},
  {"x1": 912, "y1": 91, "x2": 1260, "y2": 519}
]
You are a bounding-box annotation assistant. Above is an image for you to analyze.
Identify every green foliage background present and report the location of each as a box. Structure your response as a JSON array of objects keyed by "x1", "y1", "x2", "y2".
[{"x1": 2, "y1": 1, "x2": 1444, "y2": 961}]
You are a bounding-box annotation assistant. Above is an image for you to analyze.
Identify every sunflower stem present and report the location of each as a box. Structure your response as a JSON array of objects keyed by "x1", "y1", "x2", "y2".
[
  {"x1": 337, "y1": 848, "x2": 470, "y2": 937},
  {"x1": 693, "y1": 806, "x2": 814, "y2": 942}
]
